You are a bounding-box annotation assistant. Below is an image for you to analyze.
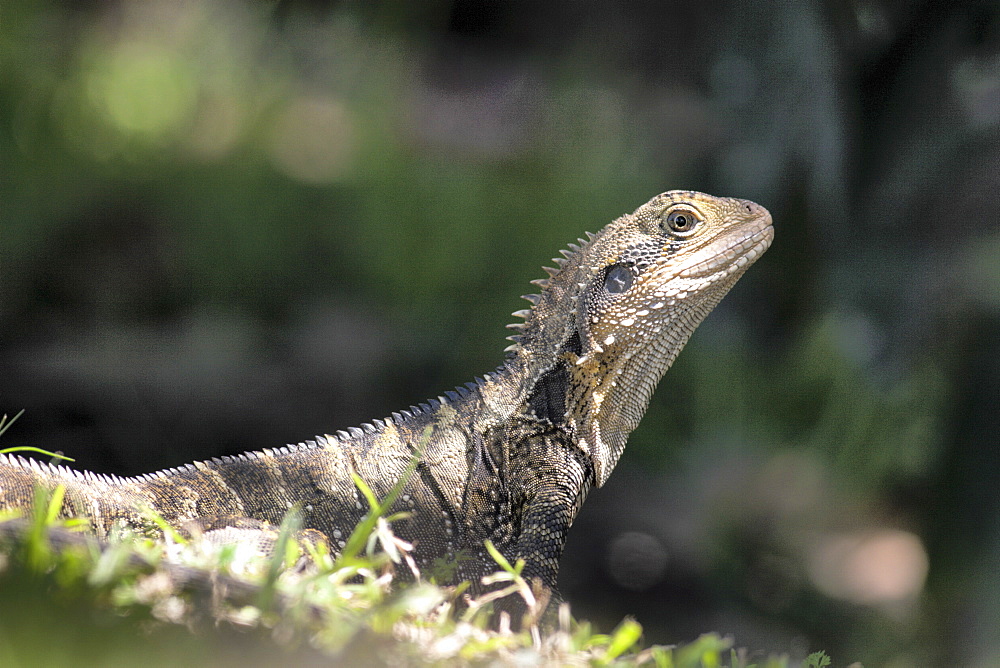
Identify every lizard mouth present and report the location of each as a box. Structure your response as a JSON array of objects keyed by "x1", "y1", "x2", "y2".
[{"x1": 676, "y1": 212, "x2": 774, "y2": 280}]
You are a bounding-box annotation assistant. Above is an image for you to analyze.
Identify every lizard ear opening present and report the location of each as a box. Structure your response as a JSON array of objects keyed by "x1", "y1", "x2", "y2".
[
  {"x1": 577, "y1": 261, "x2": 642, "y2": 356},
  {"x1": 603, "y1": 264, "x2": 633, "y2": 294}
]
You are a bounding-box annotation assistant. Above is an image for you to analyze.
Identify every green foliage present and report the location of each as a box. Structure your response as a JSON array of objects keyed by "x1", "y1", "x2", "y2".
[
  {"x1": 803, "y1": 651, "x2": 832, "y2": 667},
  {"x1": 0, "y1": 484, "x2": 831, "y2": 667}
]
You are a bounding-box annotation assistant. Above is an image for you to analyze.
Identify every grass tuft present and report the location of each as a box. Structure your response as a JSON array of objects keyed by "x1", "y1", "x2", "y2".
[{"x1": 0, "y1": 486, "x2": 839, "y2": 667}]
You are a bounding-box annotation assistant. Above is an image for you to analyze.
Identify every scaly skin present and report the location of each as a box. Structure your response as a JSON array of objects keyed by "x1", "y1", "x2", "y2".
[{"x1": 0, "y1": 190, "x2": 772, "y2": 618}]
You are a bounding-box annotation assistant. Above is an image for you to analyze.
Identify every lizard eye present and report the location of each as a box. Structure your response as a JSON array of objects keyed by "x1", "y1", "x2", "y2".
[
  {"x1": 603, "y1": 264, "x2": 633, "y2": 294},
  {"x1": 663, "y1": 208, "x2": 701, "y2": 236}
]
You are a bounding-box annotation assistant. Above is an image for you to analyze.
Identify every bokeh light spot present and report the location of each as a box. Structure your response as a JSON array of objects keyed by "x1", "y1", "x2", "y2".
[
  {"x1": 807, "y1": 529, "x2": 929, "y2": 608},
  {"x1": 86, "y1": 43, "x2": 197, "y2": 141},
  {"x1": 267, "y1": 95, "x2": 354, "y2": 184},
  {"x1": 607, "y1": 531, "x2": 669, "y2": 592}
]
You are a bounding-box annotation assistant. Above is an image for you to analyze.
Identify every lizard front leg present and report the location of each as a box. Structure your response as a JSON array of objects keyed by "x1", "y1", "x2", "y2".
[{"x1": 493, "y1": 443, "x2": 591, "y2": 627}]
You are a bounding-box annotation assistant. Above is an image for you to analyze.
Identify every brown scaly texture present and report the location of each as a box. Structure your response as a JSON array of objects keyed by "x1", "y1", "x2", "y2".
[{"x1": 0, "y1": 190, "x2": 772, "y2": 618}]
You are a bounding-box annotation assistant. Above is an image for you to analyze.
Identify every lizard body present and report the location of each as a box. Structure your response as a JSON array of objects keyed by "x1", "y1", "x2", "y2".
[{"x1": 0, "y1": 190, "x2": 772, "y2": 615}]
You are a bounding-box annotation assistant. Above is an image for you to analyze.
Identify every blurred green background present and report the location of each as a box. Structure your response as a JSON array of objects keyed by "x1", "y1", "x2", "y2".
[{"x1": 1, "y1": 0, "x2": 998, "y2": 665}]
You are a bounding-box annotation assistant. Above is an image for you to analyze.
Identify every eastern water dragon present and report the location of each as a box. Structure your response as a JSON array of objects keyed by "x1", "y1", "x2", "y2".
[{"x1": 0, "y1": 190, "x2": 773, "y2": 619}]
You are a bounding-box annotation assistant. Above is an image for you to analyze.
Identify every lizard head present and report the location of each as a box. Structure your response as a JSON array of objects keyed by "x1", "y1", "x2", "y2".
[{"x1": 508, "y1": 190, "x2": 773, "y2": 487}]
